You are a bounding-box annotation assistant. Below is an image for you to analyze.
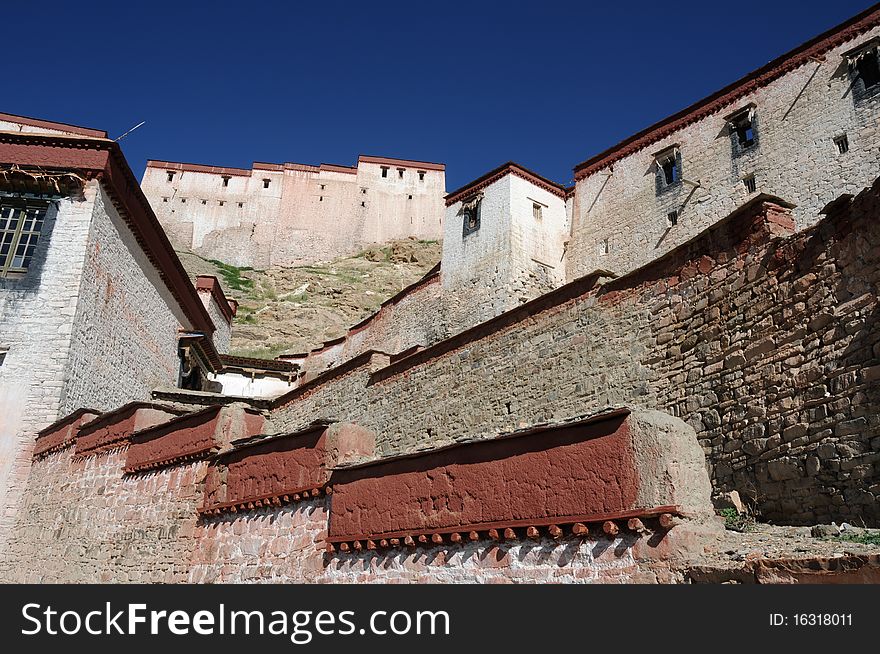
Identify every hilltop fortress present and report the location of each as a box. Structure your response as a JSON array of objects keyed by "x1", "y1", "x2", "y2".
[
  {"x1": 141, "y1": 156, "x2": 446, "y2": 268},
  {"x1": 1, "y1": 5, "x2": 880, "y2": 583}
]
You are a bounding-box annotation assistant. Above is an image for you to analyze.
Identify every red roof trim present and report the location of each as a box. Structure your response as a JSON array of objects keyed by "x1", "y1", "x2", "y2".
[
  {"x1": 572, "y1": 4, "x2": 880, "y2": 180},
  {"x1": 0, "y1": 133, "x2": 216, "y2": 334},
  {"x1": 0, "y1": 112, "x2": 108, "y2": 138},
  {"x1": 445, "y1": 161, "x2": 567, "y2": 206},
  {"x1": 358, "y1": 155, "x2": 445, "y2": 171},
  {"x1": 146, "y1": 160, "x2": 251, "y2": 177},
  {"x1": 196, "y1": 275, "x2": 235, "y2": 324}
]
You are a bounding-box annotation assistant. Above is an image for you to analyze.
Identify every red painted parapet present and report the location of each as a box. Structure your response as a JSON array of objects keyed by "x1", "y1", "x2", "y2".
[
  {"x1": 124, "y1": 405, "x2": 265, "y2": 474},
  {"x1": 199, "y1": 422, "x2": 376, "y2": 516},
  {"x1": 33, "y1": 408, "x2": 101, "y2": 459},
  {"x1": 200, "y1": 424, "x2": 331, "y2": 515},
  {"x1": 326, "y1": 409, "x2": 713, "y2": 549},
  {"x1": 74, "y1": 402, "x2": 186, "y2": 456}
]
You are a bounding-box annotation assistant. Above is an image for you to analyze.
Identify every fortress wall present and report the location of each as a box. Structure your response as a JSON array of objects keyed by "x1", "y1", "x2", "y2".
[
  {"x1": 0, "y1": 442, "x2": 207, "y2": 583},
  {"x1": 2, "y1": 409, "x2": 711, "y2": 584},
  {"x1": 141, "y1": 158, "x2": 445, "y2": 269},
  {"x1": 271, "y1": 179, "x2": 880, "y2": 525},
  {"x1": 567, "y1": 15, "x2": 880, "y2": 281}
]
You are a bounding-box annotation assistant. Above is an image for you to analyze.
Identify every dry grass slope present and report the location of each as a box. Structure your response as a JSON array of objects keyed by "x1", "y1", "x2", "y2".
[{"x1": 176, "y1": 238, "x2": 442, "y2": 359}]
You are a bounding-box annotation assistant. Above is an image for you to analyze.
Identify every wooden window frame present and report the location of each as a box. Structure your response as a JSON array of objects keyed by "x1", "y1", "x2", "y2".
[{"x1": 1, "y1": 199, "x2": 49, "y2": 278}]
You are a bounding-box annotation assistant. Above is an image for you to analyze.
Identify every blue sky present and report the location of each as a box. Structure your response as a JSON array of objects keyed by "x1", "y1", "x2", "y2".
[{"x1": 5, "y1": 0, "x2": 875, "y2": 190}]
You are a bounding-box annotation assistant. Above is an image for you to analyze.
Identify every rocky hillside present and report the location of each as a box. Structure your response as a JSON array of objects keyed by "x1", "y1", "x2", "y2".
[{"x1": 176, "y1": 238, "x2": 441, "y2": 359}]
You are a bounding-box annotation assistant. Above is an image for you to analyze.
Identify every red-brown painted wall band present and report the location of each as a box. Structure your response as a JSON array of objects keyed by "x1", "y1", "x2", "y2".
[
  {"x1": 327, "y1": 413, "x2": 639, "y2": 541},
  {"x1": 32, "y1": 409, "x2": 100, "y2": 458},
  {"x1": 203, "y1": 426, "x2": 330, "y2": 510},
  {"x1": 125, "y1": 407, "x2": 224, "y2": 473},
  {"x1": 75, "y1": 405, "x2": 183, "y2": 456}
]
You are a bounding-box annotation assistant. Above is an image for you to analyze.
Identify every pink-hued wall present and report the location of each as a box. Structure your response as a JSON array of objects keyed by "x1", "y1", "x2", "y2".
[{"x1": 141, "y1": 157, "x2": 446, "y2": 268}]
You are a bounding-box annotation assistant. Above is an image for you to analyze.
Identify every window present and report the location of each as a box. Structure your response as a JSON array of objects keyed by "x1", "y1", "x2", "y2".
[
  {"x1": 222, "y1": 176, "x2": 230, "y2": 187},
  {"x1": 846, "y1": 40, "x2": 880, "y2": 100},
  {"x1": 381, "y1": 167, "x2": 389, "y2": 178},
  {"x1": 181, "y1": 198, "x2": 186, "y2": 203},
  {"x1": 743, "y1": 174, "x2": 756, "y2": 193},
  {"x1": 319, "y1": 196, "x2": 323, "y2": 202},
  {"x1": 320, "y1": 184, "x2": 325, "y2": 190},
  {"x1": 728, "y1": 106, "x2": 757, "y2": 153},
  {"x1": 201, "y1": 199, "x2": 207, "y2": 205},
  {"x1": 0, "y1": 347, "x2": 6, "y2": 367},
  {"x1": 219, "y1": 201, "x2": 225, "y2": 206},
  {"x1": 599, "y1": 238, "x2": 610, "y2": 256},
  {"x1": 262, "y1": 178, "x2": 270, "y2": 189},
  {"x1": 398, "y1": 168, "x2": 404, "y2": 179},
  {"x1": 667, "y1": 210, "x2": 679, "y2": 227},
  {"x1": 834, "y1": 134, "x2": 849, "y2": 154},
  {"x1": 238, "y1": 202, "x2": 244, "y2": 208},
  {"x1": 461, "y1": 196, "x2": 481, "y2": 236},
  {"x1": 162, "y1": 197, "x2": 169, "y2": 203},
  {"x1": 1, "y1": 202, "x2": 48, "y2": 277},
  {"x1": 167, "y1": 171, "x2": 175, "y2": 183},
  {"x1": 361, "y1": 201, "x2": 366, "y2": 207},
  {"x1": 361, "y1": 188, "x2": 367, "y2": 194},
  {"x1": 418, "y1": 171, "x2": 425, "y2": 181},
  {"x1": 408, "y1": 194, "x2": 412, "y2": 200},
  {"x1": 532, "y1": 202, "x2": 543, "y2": 221},
  {"x1": 655, "y1": 147, "x2": 682, "y2": 195}
]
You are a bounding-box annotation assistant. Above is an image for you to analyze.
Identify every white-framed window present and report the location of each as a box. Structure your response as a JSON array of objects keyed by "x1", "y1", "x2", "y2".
[{"x1": 1, "y1": 201, "x2": 48, "y2": 277}]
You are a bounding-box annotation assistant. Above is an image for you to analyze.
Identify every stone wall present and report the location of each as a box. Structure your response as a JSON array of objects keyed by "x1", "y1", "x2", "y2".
[
  {"x1": 0, "y1": 190, "x2": 95, "y2": 545},
  {"x1": 61, "y1": 185, "x2": 188, "y2": 414},
  {"x1": 270, "y1": 179, "x2": 880, "y2": 526},
  {"x1": 141, "y1": 157, "x2": 446, "y2": 269},
  {"x1": 0, "y1": 408, "x2": 714, "y2": 584},
  {"x1": 567, "y1": 13, "x2": 880, "y2": 281}
]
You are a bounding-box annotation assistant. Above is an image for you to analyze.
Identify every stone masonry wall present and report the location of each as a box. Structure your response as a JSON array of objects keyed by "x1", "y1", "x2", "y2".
[
  {"x1": 141, "y1": 158, "x2": 445, "y2": 269},
  {"x1": 61, "y1": 185, "x2": 188, "y2": 414},
  {"x1": 567, "y1": 18, "x2": 880, "y2": 281},
  {"x1": 0, "y1": 190, "x2": 94, "y2": 547},
  {"x1": 270, "y1": 179, "x2": 880, "y2": 526}
]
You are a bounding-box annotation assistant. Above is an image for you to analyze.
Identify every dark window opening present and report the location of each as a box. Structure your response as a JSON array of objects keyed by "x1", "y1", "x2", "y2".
[
  {"x1": 361, "y1": 188, "x2": 367, "y2": 194},
  {"x1": 219, "y1": 200, "x2": 225, "y2": 206},
  {"x1": 655, "y1": 148, "x2": 682, "y2": 196},
  {"x1": 418, "y1": 171, "x2": 425, "y2": 181},
  {"x1": 238, "y1": 202, "x2": 244, "y2": 208},
  {"x1": 181, "y1": 198, "x2": 186, "y2": 203},
  {"x1": 162, "y1": 197, "x2": 169, "y2": 203},
  {"x1": 381, "y1": 167, "x2": 389, "y2": 178},
  {"x1": 856, "y1": 50, "x2": 880, "y2": 88},
  {"x1": 599, "y1": 238, "x2": 610, "y2": 256},
  {"x1": 0, "y1": 349, "x2": 6, "y2": 367},
  {"x1": 731, "y1": 113, "x2": 756, "y2": 149},
  {"x1": 661, "y1": 157, "x2": 679, "y2": 185},
  {"x1": 167, "y1": 171, "x2": 175, "y2": 182},
  {"x1": 398, "y1": 168, "x2": 404, "y2": 179},
  {"x1": 743, "y1": 174, "x2": 756, "y2": 193},
  {"x1": 667, "y1": 210, "x2": 679, "y2": 227},
  {"x1": 361, "y1": 201, "x2": 366, "y2": 207},
  {"x1": 1, "y1": 202, "x2": 48, "y2": 277},
  {"x1": 320, "y1": 184, "x2": 325, "y2": 190},
  {"x1": 262, "y1": 178, "x2": 270, "y2": 188},
  {"x1": 834, "y1": 134, "x2": 849, "y2": 154},
  {"x1": 462, "y1": 198, "x2": 481, "y2": 236},
  {"x1": 319, "y1": 196, "x2": 323, "y2": 202},
  {"x1": 201, "y1": 199, "x2": 207, "y2": 205},
  {"x1": 222, "y1": 176, "x2": 230, "y2": 187},
  {"x1": 408, "y1": 194, "x2": 412, "y2": 200}
]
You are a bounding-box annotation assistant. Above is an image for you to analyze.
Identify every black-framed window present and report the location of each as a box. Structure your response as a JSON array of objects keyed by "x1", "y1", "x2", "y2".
[
  {"x1": 728, "y1": 107, "x2": 758, "y2": 155},
  {"x1": 655, "y1": 148, "x2": 682, "y2": 196},
  {"x1": 461, "y1": 197, "x2": 481, "y2": 237},
  {"x1": 1, "y1": 201, "x2": 48, "y2": 277},
  {"x1": 847, "y1": 41, "x2": 880, "y2": 102}
]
